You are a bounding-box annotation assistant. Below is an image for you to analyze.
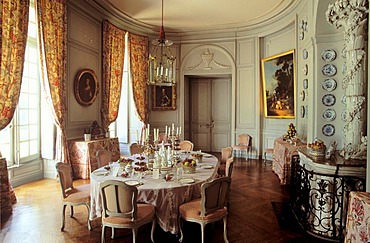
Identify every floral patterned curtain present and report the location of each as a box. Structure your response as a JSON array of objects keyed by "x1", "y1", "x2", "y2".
[
  {"x1": 101, "y1": 20, "x2": 126, "y2": 131},
  {"x1": 0, "y1": 0, "x2": 30, "y2": 130},
  {"x1": 36, "y1": 0, "x2": 68, "y2": 163},
  {"x1": 129, "y1": 33, "x2": 149, "y2": 124}
]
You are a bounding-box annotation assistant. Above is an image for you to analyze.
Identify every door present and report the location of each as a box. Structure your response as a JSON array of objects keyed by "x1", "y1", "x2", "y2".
[{"x1": 190, "y1": 77, "x2": 231, "y2": 152}]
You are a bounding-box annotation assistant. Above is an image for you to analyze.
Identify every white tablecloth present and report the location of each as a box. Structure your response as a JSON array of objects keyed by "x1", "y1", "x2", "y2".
[{"x1": 90, "y1": 152, "x2": 219, "y2": 234}]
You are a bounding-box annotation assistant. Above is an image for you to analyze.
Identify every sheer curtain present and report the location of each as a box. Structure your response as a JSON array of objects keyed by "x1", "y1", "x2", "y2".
[
  {"x1": 101, "y1": 20, "x2": 126, "y2": 132},
  {"x1": 36, "y1": 0, "x2": 68, "y2": 163}
]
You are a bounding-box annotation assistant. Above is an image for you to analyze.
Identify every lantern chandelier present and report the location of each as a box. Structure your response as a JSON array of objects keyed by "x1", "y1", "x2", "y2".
[{"x1": 147, "y1": 0, "x2": 176, "y2": 86}]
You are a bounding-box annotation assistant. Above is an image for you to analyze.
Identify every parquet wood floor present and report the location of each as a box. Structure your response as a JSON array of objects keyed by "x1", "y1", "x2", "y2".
[{"x1": 0, "y1": 156, "x2": 326, "y2": 242}]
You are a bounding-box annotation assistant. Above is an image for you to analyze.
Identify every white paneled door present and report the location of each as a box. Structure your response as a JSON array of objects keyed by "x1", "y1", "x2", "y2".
[{"x1": 189, "y1": 78, "x2": 231, "y2": 152}]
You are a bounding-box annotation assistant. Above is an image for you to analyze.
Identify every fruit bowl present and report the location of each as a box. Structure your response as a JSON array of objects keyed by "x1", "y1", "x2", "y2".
[
  {"x1": 181, "y1": 159, "x2": 197, "y2": 174},
  {"x1": 308, "y1": 139, "x2": 326, "y2": 157}
]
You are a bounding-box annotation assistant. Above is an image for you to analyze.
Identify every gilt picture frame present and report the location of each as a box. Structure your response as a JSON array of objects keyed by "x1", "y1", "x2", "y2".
[
  {"x1": 74, "y1": 69, "x2": 99, "y2": 106},
  {"x1": 261, "y1": 49, "x2": 296, "y2": 118},
  {"x1": 152, "y1": 85, "x2": 176, "y2": 110}
]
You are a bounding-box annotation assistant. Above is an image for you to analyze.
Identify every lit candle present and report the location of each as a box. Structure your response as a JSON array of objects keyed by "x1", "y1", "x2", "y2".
[
  {"x1": 165, "y1": 126, "x2": 168, "y2": 135},
  {"x1": 176, "y1": 127, "x2": 179, "y2": 136},
  {"x1": 179, "y1": 126, "x2": 181, "y2": 135},
  {"x1": 172, "y1": 123, "x2": 174, "y2": 133}
]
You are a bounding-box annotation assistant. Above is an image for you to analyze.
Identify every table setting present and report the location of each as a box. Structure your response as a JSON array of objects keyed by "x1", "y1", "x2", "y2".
[{"x1": 89, "y1": 150, "x2": 219, "y2": 234}]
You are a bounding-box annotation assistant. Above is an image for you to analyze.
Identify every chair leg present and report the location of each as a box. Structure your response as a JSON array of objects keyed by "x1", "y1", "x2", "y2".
[
  {"x1": 101, "y1": 225, "x2": 105, "y2": 243},
  {"x1": 178, "y1": 216, "x2": 184, "y2": 242},
  {"x1": 70, "y1": 205, "x2": 74, "y2": 217},
  {"x1": 200, "y1": 223, "x2": 206, "y2": 243},
  {"x1": 85, "y1": 204, "x2": 92, "y2": 231},
  {"x1": 111, "y1": 227, "x2": 115, "y2": 239},
  {"x1": 151, "y1": 218, "x2": 156, "y2": 243},
  {"x1": 132, "y1": 228, "x2": 137, "y2": 243},
  {"x1": 61, "y1": 204, "x2": 67, "y2": 231},
  {"x1": 223, "y1": 217, "x2": 229, "y2": 243}
]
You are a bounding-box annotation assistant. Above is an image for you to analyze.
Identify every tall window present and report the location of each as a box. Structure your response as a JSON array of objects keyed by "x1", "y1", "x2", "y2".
[
  {"x1": 0, "y1": 1, "x2": 41, "y2": 166},
  {"x1": 113, "y1": 34, "x2": 142, "y2": 151}
]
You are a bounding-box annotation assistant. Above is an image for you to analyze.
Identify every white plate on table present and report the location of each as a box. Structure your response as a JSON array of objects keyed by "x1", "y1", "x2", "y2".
[
  {"x1": 94, "y1": 171, "x2": 109, "y2": 176},
  {"x1": 125, "y1": 180, "x2": 141, "y2": 186},
  {"x1": 201, "y1": 164, "x2": 213, "y2": 169},
  {"x1": 203, "y1": 154, "x2": 212, "y2": 158},
  {"x1": 179, "y1": 178, "x2": 195, "y2": 184}
]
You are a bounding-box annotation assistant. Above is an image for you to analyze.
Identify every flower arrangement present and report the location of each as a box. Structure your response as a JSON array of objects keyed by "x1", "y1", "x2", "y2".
[{"x1": 283, "y1": 123, "x2": 297, "y2": 140}]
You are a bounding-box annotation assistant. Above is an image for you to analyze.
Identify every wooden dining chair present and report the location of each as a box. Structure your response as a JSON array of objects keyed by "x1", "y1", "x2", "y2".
[
  {"x1": 178, "y1": 176, "x2": 231, "y2": 243},
  {"x1": 96, "y1": 149, "x2": 112, "y2": 167},
  {"x1": 100, "y1": 180, "x2": 156, "y2": 243},
  {"x1": 55, "y1": 162, "x2": 92, "y2": 231},
  {"x1": 129, "y1": 142, "x2": 144, "y2": 155},
  {"x1": 179, "y1": 140, "x2": 194, "y2": 151},
  {"x1": 221, "y1": 147, "x2": 233, "y2": 164},
  {"x1": 232, "y1": 134, "x2": 252, "y2": 161},
  {"x1": 225, "y1": 157, "x2": 234, "y2": 178}
]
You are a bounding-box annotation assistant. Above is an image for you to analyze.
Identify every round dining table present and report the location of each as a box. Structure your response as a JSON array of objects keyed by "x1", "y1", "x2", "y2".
[{"x1": 89, "y1": 152, "x2": 219, "y2": 234}]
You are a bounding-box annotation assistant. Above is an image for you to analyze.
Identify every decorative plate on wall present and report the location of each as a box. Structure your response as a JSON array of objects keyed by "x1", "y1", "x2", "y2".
[
  {"x1": 322, "y1": 64, "x2": 337, "y2": 77},
  {"x1": 303, "y1": 64, "x2": 308, "y2": 75},
  {"x1": 300, "y1": 106, "x2": 305, "y2": 118},
  {"x1": 321, "y1": 49, "x2": 337, "y2": 62},
  {"x1": 322, "y1": 78, "x2": 337, "y2": 92},
  {"x1": 322, "y1": 124, "x2": 335, "y2": 136},
  {"x1": 303, "y1": 79, "x2": 308, "y2": 89},
  {"x1": 302, "y1": 49, "x2": 308, "y2": 59},
  {"x1": 300, "y1": 90, "x2": 305, "y2": 101},
  {"x1": 322, "y1": 94, "x2": 336, "y2": 106},
  {"x1": 322, "y1": 108, "x2": 336, "y2": 121}
]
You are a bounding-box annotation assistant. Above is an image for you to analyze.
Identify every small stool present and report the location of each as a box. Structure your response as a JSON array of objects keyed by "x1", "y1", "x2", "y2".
[{"x1": 263, "y1": 148, "x2": 274, "y2": 163}]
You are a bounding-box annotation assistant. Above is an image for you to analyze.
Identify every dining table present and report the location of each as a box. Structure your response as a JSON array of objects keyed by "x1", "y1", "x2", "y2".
[{"x1": 89, "y1": 151, "x2": 219, "y2": 234}]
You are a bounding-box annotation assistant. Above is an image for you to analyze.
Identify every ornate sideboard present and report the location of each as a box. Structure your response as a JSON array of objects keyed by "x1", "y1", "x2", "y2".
[
  {"x1": 68, "y1": 137, "x2": 120, "y2": 179},
  {"x1": 291, "y1": 149, "x2": 366, "y2": 242}
]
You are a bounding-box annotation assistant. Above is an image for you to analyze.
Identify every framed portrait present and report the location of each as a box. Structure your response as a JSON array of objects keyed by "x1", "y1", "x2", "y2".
[
  {"x1": 261, "y1": 49, "x2": 296, "y2": 118},
  {"x1": 152, "y1": 85, "x2": 176, "y2": 110},
  {"x1": 74, "y1": 69, "x2": 99, "y2": 106}
]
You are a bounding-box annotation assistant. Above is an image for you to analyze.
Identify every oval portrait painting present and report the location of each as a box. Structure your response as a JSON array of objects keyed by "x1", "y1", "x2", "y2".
[{"x1": 74, "y1": 69, "x2": 99, "y2": 106}]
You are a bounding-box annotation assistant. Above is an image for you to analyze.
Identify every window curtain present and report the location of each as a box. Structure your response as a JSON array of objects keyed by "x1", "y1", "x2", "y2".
[
  {"x1": 101, "y1": 20, "x2": 126, "y2": 131},
  {"x1": 0, "y1": 0, "x2": 30, "y2": 130},
  {"x1": 36, "y1": 0, "x2": 69, "y2": 163},
  {"x1": 129, "y1": 33, "x2": 149, "y2": 124}
]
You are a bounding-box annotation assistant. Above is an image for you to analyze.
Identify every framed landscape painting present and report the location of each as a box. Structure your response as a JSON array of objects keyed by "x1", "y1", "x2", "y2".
[{"x1": 261, "y1": 49, "x2": 296, "y2": 118}]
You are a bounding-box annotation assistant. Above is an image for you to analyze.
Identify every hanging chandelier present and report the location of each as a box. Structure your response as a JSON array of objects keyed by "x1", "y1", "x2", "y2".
[{"x1": 147, "y1": 0, "x2": 176, "y2": 86}]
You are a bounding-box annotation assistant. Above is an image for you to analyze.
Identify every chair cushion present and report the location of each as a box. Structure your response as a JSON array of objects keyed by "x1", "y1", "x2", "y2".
[
  {"x1": 63, "y1": 184, "x2": 90, "y2": 204},
  {"x1": 179, "y1": 198, "x2": 227, "y2": 222},
  {"x1": 233, "y1": 145, "x2": 249, "y2": 150},
  {"x1": 102, "y1": 203, "x2": 155, "y2": 226}
]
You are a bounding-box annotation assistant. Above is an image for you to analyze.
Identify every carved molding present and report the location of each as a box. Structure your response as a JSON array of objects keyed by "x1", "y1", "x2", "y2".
[
  {"x1": 326, "y1": 0, "x2": 368, "y2": 160},
  {"x1": 185, "y1": 49, "x2": 231, "y2": 71}
]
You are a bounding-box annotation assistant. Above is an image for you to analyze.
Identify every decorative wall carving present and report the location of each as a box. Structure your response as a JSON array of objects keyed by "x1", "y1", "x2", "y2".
[
  {"x1": 326, "y1": 0, "x2": 368, "y2": 160},
  {"x1": 186, "y1": 48, "x2": 231, "y2": 71}
]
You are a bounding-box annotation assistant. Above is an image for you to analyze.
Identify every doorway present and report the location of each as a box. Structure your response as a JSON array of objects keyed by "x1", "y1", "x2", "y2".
[{"x1": 187, "y1": 77, "x2": 232, "y2": 152}]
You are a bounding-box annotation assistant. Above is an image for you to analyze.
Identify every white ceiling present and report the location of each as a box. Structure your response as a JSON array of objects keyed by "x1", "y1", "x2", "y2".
[{"x1": 99, "y1": 0, "x2": 295, "y2": 32}]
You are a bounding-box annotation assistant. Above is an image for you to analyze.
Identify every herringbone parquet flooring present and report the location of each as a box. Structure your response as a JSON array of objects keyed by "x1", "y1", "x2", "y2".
[{"x1": 1, "y1": 156, "x2": 326, "y2": 242}]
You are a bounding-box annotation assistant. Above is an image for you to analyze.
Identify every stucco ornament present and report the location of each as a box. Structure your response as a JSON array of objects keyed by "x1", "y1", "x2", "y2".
[{"x1": 326, "y1": 0, "x2": 368, "y2": 160}]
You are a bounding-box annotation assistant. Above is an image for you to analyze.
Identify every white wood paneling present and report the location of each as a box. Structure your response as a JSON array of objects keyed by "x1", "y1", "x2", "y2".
[{"x1": 237, "y1": 68, "x2": 256, "y2": 128}]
